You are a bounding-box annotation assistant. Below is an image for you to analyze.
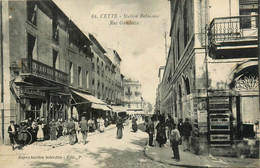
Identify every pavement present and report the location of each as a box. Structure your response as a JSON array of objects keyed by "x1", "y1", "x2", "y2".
[
  {"x1": 2, "y1": 121, "x2": 259, "y2": 168},
  {"x1": 0, "y1": 124, "x2": 118, "y2": 154},
  {"x1": 144, "y1": 140, "x2": 260, "y2": 168},
  {"x1": 1, "y1": 121, "x2": 173, "y2": 168}
]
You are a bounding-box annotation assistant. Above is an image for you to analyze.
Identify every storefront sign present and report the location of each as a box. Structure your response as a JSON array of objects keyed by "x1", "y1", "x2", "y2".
[
  {"x1": 198, "y1": 110, "x2": 208, "y2": 133},
  {"x1": 20, "y1": 88, "x2": 45, "y2": 98},
  {"x1": 209, "y1": 97, "x2": 229, "y2": 110}
]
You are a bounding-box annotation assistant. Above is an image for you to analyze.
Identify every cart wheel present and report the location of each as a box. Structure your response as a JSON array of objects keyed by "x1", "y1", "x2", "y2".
[
  {"x1": 18, "y1": 131, "x2": 32, "y2": 145},
  {"x1": 24, "y1": 131, "x2": 32, "y2": 145}
]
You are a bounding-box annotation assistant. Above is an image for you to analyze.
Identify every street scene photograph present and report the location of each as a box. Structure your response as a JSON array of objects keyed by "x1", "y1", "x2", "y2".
[{"x1": 0, "y1": 0, "x2": 259, "y2": 167}]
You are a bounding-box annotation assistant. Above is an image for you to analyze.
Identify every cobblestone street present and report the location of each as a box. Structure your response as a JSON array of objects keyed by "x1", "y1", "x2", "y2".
[{"x1": 1, "y1": 121, "x2": 176, "y2": 168}]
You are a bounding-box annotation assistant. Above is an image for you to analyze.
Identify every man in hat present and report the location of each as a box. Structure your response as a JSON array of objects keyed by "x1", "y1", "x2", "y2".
[
  {"x1": 8, "y1": 121, "x2": 18, "y2": 150},
  {"x1": 67, "y1": 118, "x2": 76, "y2": 145},
  {"x1": 79, "y1": 116, "x2": 88, "y2": 144},
  {"x1": 182, "y1": 118, "x2": 192, "y2": 151}
]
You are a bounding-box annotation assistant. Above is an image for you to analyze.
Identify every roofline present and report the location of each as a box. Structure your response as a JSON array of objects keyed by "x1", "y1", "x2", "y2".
[
  {"x1": 89, "y1": 34, "x2": 107, "y2": 54},
  {"x1": 113, "y1": 50, "x2": 122, "y2": 61}
]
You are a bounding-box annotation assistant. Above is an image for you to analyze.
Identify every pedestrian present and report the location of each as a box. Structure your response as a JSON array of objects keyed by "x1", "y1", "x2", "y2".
[
  {"x1": 37, "y1": 119, "x2": 44, "y2": 141},
  {"x1": 132, "y1": 117, "x2": 138, "y2": 132},
  {"x1": 28, "y1": 117, "x2": 33, "y2": 128},
  {"x1": 99, "y1": 117, "x2": 105, "y2": 133},
  {"x1": 39, "y1": 117, "x2": 47, "y2": 140},
  {"x1": 49, "y1": 118, "x2": 57, "y2": 140},
  {"x1": 8, "y1": 121, "x2": 18, "y2": 150},
  {"x1": 170, "y1": 123, "x2": 180, "y2": 161},
  {"x1": 116, "y1": 116, "x2": 124, "y2": 139},
  {"x1": 56, "y1": 119, "x2": 62, "y2": 138},
  {"x1": 147, "y1": 117, "x2": 155, "y2": 146},
  {"x1": 31, "y1": 119, "x2": 38, "y2": 142},
  {"x1": 182, "y1": 118, "x2": 192, "y2": 151},
  {"x1": 156, "y1": 115, "x2": 167, "y2": 147},
  {"x1": 88, "y1": 118, "x2": 94, "y2": 132},
  {"x1": 74, "y1": 118, "x2": 80, "y2": 143},
  {"x1": 62, "y1": 120, "x2": 68, "y2": 136},
  {"x1": 166, "y1": 114, "x2": 175, "y2": 139},
  {"x1": 79, "y1": 116, "x2": 88, "y2": 145},
  {"x1": 97, "y1": 117, "x2": 100, "y2": 131},
  {"x1": 177, "y1": 118, "x2": 183, "y2": 145},
  {"x1": 67, "y1": 118, "x2": 76, "y2": 145}
]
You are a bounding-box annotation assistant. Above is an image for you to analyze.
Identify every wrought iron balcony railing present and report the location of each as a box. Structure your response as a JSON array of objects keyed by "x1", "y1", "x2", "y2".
[
  {"x1": 21, "y1": 58, "x2": 69, "y2": 84},
  {"x1": 208, "y1": 15, "x2": 258, "y2": 46}
]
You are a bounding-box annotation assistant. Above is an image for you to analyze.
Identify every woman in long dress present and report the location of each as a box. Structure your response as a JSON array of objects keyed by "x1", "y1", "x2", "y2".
[
  {"x1": 37, "y1": 120, "x2": 44, "y2": 141},
  {"x1": 49, "y1": 119, "x2": 57, "y2": 140},
  {"x1": 116, "y1": 117, "x2": 124, "y2": 139},
  {"x1": 156, "y1": 117, "x2": 167, "y2": 147},
  {"x1": 132, "y1": 117, "x2": 138, "y2": 132}
]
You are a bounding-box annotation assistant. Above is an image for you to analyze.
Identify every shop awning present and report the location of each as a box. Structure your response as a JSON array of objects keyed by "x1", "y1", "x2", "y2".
[
  {"x1": 71, "y1": 90, "x2": 110, "y2": 111},
  {"x1": 91, "y1": 103, "x2": 111, "y2": 111},
  {"x1": 127, "y1": 110, "x2": 145, "y2": 115},
  {"x1": 71, "y1": 90, "x2": 105, "y2": 104},
  {"x1": 112, "y1": 106, "x2": 127, "y2": 113}
]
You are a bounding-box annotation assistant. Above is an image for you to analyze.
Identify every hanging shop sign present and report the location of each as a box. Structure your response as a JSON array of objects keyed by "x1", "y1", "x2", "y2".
[{"x1": 20, "y1": 88, "x2": 46, "y2": 99}]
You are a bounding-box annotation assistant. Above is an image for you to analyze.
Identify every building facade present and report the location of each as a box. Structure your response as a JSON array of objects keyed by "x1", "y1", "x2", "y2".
[
  {"x1": 160, "y1": 0, "x2": 259, "y2": 154},
  {"x1": 123, "y1": 79, "x2": 144, "y2": 112},
  {"x1": 0, "y1": 0, "x2": 124, "y2": 144}
]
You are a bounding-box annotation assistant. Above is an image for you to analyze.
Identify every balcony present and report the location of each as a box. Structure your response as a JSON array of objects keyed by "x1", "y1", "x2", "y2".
[
  {"x1": 208, "y1": 15, "x2": 258, "y2": 58},
  {"x1": 21, "y1": 58, "x2": 69, "y2": 85}
]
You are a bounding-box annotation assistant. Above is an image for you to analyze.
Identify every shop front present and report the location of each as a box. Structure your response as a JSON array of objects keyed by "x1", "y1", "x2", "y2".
[
  {"x1": 11, "y1": 72, "x2": 70, "y2": 124},
  {"x1": 70, "y1": 89, "x2": 111, "y2": 121}
]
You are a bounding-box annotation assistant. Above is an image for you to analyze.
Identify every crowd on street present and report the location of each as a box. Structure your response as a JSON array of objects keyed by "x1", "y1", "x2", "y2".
[
  {"x1": 8, "y1": 112, "x2": 192, "y2": 162},
  {"x1": 7, "y1": 115, "x2": 115, "y2": 150},
  {"x1": 143, "y1": 114, "x2": 192, "y2": 162}
]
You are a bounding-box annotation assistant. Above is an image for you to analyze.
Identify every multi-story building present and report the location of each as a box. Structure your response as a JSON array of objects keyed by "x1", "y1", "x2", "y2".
[
  {"x1": 154, "y1": 66, "x2": 165, "y2": 114},
  {"x1": 123, "y1": 79, "x2": 144, "y2": 112},
  {"x1": 105, "y1": 48, "x2": 124, "y2": 105},
  {"x1": 161, "y1": 0, "x2": 258, "y2": 154},
  {"x1": 88, "y1": 33, "x2": 107, "y2": 100},
  {"x1": 0, "y1": 0, "x2": 124, "y2": 144}
]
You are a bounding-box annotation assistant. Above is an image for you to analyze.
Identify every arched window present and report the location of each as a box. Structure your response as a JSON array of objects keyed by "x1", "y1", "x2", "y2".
[{"x1": 183, "y1": 77, "x2": 191, "y2": 95}]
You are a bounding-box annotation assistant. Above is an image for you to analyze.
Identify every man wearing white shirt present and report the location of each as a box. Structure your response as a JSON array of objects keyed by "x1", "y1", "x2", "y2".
[{"x1": 170, "y1": 123, "x2": 181, "y2": 161}]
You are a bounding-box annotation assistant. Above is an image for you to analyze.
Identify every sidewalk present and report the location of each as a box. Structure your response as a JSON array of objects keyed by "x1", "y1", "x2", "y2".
[
  {"x1": 32, "y1": 124, "x2": 117, "y2": 148},
  {"x1": 144, "y1": 141, "x2": 259, "y2": 168},
  {"x1": 0, "y1": 124, "x2": 117, "y2": 152}
]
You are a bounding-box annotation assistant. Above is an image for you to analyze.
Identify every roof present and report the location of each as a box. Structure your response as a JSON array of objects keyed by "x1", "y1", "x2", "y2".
[
  {"x1": 88, "y1": 34, "x2": 106, "y2": 54},
  {"x1": 113, "y1": 50, "x2": 122, "y2": 62}
]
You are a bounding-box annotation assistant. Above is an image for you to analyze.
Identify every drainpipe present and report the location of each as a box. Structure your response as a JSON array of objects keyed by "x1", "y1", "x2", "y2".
[
  {"x1": 258, "y1": 0, "x2": 260, "y2": 112},
  {"x1": 0, "y1": 0, "x2": 4, "y2": 144},
  {"x1": 205, "y1": 24, "x2": 210, "y2": 154}
]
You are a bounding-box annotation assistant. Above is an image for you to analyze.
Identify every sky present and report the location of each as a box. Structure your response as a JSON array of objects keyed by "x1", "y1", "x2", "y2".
[{"x1": 53, "y1": 0, "x2": 171, "y2": 106}]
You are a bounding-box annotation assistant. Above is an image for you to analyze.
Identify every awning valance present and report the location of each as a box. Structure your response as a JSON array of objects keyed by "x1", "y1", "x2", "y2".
[
  {"x1": 112, "y1": 106, "x2": 127, "y2": 113},
  {"x1": 71, "y1": 90, "x2": 110, "y2": 111},
  {"x1": 91, "y1": 103, "x2": 111, "y2": 111},
  {"x1": 71, "y1": 90, "x2": 105, "y2": 104}
]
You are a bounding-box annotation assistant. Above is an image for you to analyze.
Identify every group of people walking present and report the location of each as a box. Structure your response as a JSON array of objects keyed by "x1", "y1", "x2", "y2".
[
  {"x1": 63, "y1": 116, "x2": 107, "y2": 145},
  {"x1": 145, "y1": 114, "x2": 193, "y2": 162},
  {"x1": 8, "y1": 115, "x2": 109, "y2": 150}
]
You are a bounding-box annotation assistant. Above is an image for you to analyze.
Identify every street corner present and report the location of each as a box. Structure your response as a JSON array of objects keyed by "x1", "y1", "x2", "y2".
[{"x1": 144, "y1": 144, "x2": 180, "y2": 166}]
